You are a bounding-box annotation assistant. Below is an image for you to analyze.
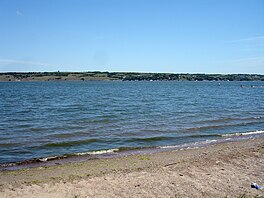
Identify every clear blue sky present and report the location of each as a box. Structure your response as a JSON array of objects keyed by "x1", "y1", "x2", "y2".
[{"x1": 0, "y1": 0, "x2": 263, "y2": 73}]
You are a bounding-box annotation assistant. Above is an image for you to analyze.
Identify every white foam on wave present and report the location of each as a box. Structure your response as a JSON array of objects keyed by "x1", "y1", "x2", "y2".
[
  {"x1": 75, "y1": 148, "x2": 119, "y2": 156},
  {"x1": 158, "y1": 131, "x2": 264, "y2": 151},
  {"x1": 221, "y1": 130, "x2": 264, "y2": 137},
  {"x1": 159, "y1": 139, "x2": 218, "y2": 149},
  {"x1": 205, "y1": 139, "x2": 217, "y2": 143},
  {"x1": 159, "y1": 145, "x2": 180, "y2": 149},
  {"x1": 39, "y1": 156, "x2": 62, "y2": 162}
]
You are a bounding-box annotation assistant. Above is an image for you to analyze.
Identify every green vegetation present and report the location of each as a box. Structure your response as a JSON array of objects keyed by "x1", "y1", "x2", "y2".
[
  {"x1": 0, "y1": 71, "x2": 263, "y2": 81},
  {"x1": 138, "y1": 156, "x2": 150, "y2": 161},
  {"x1": 238, "y1": 193, "x2": 264, "y2": 198}
]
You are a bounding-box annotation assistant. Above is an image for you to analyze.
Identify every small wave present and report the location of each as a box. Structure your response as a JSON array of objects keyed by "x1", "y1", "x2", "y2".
[
  {"x1": 185, "y1": 121, "x2": 264, "y2": 133},
  {"x1": 30, "y1": 127, "x2": 46, "y2": 132},
  {"x1": 117, "y1": 146, "x2": 149, "y2": 152},
  {"x1": 193, "y1": 116, "x2": 263, "y2": 124},
  {"x1": 194, "y1": 117, "x2": 235, "y2": 124},
  {"x1": 158, "y1": 139, "x2": 218, "y2": 149},
  {"x1": 74, "y1": 148, "x2": 119, "y2": 155},
  {"x1": 0, "y1": 155, "x2": 67, "y2": 167},
  {"x1": 125, "y1": 134, "x2": 220, "y2": 144},
  {"x1": 89, "y1": 118, "x2": 116, "y2": 124},
  {"x1": 0, "y1": 142, "x2": 22, "y2": 148},
  {"x1": 221, "y1": 130, "x2": 264, "y2": 137},
  {"x1": 17, "y1": 124, "x2": 33, "y2": 128},
  {"x1": 43, "y1": 138, "x2": 99, "y2": 148},
  {"x1": 205, "y1": 139, "x2": 217, "y2": 143},
  {"x1": 46, "y1": 131, "x2": 89, "y2": 139},
  {"x1": 125, "y1": 136, "x2": 170, "y2": 142},
  {"x1": 39, "y1": 155, "x2": 65, "y2": 162},
  {"x1": 184, "y1": 125, "x2": 228, "y2": 132},
  {"x1": 159, "y1": 145, "x2": 179, "y2": 149},
  {"x1": 186, "y1": 134, "x2": 221, "y2": 138}
]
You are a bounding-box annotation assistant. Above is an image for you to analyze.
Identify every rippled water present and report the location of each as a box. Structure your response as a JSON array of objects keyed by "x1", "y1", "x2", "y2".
[{"x1": 0, "y1": 81, "x2": 264, "y2": 163}]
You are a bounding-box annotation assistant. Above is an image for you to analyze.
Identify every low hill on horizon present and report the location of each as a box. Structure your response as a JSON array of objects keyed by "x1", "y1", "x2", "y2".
[{"x1": 0, "y1": 72, "x2": 264, "y2": 82}]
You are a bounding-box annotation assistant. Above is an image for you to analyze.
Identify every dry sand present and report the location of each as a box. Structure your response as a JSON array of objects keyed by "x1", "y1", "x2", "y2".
[{"x1": 0, "y1": 138, "x2": 263, "y2": 198}]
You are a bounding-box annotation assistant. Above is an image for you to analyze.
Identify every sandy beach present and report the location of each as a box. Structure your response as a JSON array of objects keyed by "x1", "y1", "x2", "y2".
[{"x1": 0, "y1": 137, "x2": 263, "y2": 198}]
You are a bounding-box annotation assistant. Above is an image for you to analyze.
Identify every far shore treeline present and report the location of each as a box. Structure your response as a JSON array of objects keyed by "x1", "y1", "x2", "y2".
[{"x1": 0, "y1": 72, "x2": 264, "y2": 82}]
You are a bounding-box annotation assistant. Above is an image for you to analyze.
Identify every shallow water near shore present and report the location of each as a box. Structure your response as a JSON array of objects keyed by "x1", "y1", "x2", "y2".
[{"x1": 0, "y1": 81, "x2": 264, "y2": 166}]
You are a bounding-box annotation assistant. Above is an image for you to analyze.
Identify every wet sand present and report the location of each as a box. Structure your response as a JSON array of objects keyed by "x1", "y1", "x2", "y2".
[{"x1": 0, "y1": 137, "x2": 263, "y2": 198}]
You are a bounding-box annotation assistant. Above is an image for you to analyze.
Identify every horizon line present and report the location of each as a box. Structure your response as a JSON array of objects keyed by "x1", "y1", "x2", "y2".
[{"x1": 0, "y1": 71, "x2": 263, "y2": 75}]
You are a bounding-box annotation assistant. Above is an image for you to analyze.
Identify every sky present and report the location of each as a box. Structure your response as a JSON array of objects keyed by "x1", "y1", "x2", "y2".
[{"x1": 0, "y1": 0, "x2": 263, "y2": 74}]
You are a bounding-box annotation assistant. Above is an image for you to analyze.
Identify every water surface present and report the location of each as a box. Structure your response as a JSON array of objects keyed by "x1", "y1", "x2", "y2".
[{"x1": 0, "y1": 81, "x2": 263, "y2": 164}]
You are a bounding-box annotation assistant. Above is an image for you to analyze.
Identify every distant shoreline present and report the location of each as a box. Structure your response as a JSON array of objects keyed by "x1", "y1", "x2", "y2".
[{"x1": 0, "y1": 72, "x2": 264, "y2": 82}]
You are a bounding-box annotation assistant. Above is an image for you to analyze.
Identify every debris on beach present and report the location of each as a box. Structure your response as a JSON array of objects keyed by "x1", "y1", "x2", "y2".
[{"x1": 251, "y1": 182, "x2": 263, "y2": 190}]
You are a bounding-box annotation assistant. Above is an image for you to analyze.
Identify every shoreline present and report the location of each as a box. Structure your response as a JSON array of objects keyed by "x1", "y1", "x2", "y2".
[
  {"x1": 0, "y1": 137, "x2": 263, "y2": 197},
  {"x1": 1, "y1": 131, "x2": 264, "y2": 171},
  {"x1": 1, "y1": 72, "x2": 264, "y2": 82}
]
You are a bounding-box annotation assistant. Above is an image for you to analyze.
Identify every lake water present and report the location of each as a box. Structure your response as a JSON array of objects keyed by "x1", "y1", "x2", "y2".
[{"x1": 0, "y1": 81, "x2": 264, "y2": 164}]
